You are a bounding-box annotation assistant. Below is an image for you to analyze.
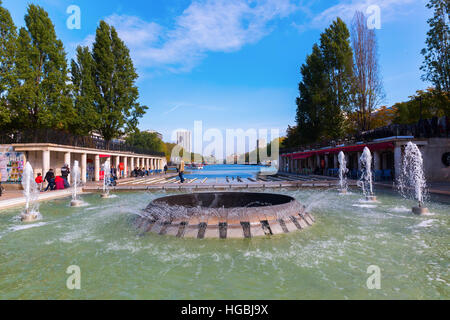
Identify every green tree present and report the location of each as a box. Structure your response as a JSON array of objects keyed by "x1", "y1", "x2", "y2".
[
  {"x1": 421, "y1": 0, "x2": 450, "y2": 92},
  {"x1": 319, "y1": 17, "x2": 354, "y2": 138},
  {"x1": 125, "y1": 130, "x2": 165, "y2": 153},
  {"x1": 8, "y1": 4, "x2": 73, "y2": 131},
  {"x1": 70, "y1": 46, "x2": 99, "y2": 135},
  {"x1": 393, "y1": 88, "x2": 449, "y2": 124},
  {"x1": 0, "y1": 0, "x2": 17, "y2": 130},
  {"x1": 295, "y1": 44, "x2": 329, "y2": 144},
  {"x1": 92, "y1": 21, "x2": 147, "y2": 143},
  {"x1": 289, "y1": 18, "x2": 354, "y2": 146}
]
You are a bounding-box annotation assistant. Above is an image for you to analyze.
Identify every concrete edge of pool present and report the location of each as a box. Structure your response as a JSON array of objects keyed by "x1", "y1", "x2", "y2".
[{"x1": 136, "y1": 192, "x2": 316, "y2": 239}]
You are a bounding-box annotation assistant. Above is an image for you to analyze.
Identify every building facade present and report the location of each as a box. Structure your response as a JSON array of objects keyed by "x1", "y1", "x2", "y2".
[
  {"x1": 176, "y1": 130, "x2": 192, "y2": 153},
  {"x1": 280, "y1": 137, "x2": 450, "y2": 182},
  {"x1": 0, "y1": 143, "x2": 166, "y2": 184}
]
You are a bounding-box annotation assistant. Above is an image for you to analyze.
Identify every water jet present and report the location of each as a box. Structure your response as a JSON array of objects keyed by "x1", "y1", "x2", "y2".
[
  {"x1": 101, "y1": 159, "x2": 111, "y2": 198},
  {"x1": 20, "y1": 162, "x2": 40, "y2": 222},
  {"x1": 70, "y1": 160, "x2": 83, "y2": 207},
  {"x1": 358, "y1": 147, "x2": 377, "y2": 202},
  {"x1": 398, "y1": 142, "x2": 429, "y2": 215},
  {"x1": 338, "y1": 151, "x2": 348, "y2": 194}
]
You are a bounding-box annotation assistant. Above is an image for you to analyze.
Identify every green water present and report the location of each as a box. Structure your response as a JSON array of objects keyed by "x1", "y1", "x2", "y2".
[{"x1": 0, "y1": 189, "x2": 448, "y2": 299}]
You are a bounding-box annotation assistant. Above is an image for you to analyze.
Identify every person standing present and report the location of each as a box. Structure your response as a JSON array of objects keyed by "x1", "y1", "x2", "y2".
[
  {"x1": 179, "y1": 160, "x2": 185, "y2": 183},
  {"x1": 164, "y1": 164, "x2": 168, "y2": 174},
  {"x1": 44, "y1": 169, "x2": 56, "y2": 191},
  {"x1": 35, "y1": 173, "x2": 43, "y2": 191},
  {"x1": 0, "y1": 170, "x2": 3, "y2": 197},
  {"x1": 61, "y1": 164, "x2": 70, "y2": 188}
]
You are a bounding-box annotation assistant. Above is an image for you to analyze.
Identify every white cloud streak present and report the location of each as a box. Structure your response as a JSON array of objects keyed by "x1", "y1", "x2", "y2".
[
  {"x1": 294, "y1": 0, "x2": 420, "y2": 31},
  {"x1": 81, "y1": 0, "x2": 298, "y2": 72}
]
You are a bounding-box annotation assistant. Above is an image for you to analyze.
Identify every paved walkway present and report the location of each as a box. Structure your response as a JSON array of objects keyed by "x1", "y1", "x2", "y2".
[{"x1": 2, "y1": 172, "x2": 448, "y2": 210}]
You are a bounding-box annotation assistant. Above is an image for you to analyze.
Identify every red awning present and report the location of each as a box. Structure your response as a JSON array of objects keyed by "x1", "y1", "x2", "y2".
[{"x1": 284, "y1": 142, "x2": 394, "y2": 159}]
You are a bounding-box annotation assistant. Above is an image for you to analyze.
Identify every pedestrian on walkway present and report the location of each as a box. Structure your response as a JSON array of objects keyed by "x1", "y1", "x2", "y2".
[
  {"x1": 44, "y1": 169, "x2": 56, "y2": 191},
  {"x1": 35, "y1": 173, "x2": 43, "y2": 191},
  {"x1": 61, "y1": 164, "x2": 70, "y2": 188},
  {"x1": 179, "y1": 160, "x2": 185, "y2": 183}
]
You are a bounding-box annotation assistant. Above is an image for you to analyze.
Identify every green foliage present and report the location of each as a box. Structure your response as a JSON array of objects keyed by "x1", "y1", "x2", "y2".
[
  {"x1": 393, "y1": 88, "x2": 449, "y2": 124},
  {"x1": 8, "y1": 4, "x2": 73, "y2": 130},
  {"x1": 125, "y1": 130, "x2": 165, "y2": 153},
  {"x1": 92, "y1": 21, "x2": 148, "y2": 142},
  {"x1": 420, "y1": 0, "x2": 450, "y2": 92},
  {"x1": 0, "y1": 0, "x2": 17, "y2": 130},
  {"x1": 290, "y1": 18, "x2": 354, "y2": 147},
  {"x1": 70, "y1": 46, "x2": 99, "y2": 135}
]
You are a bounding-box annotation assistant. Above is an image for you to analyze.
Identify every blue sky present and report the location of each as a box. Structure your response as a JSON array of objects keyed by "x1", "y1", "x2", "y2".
[{"x1": 3, "y1": 0, "x2": 432, "y2": 144}]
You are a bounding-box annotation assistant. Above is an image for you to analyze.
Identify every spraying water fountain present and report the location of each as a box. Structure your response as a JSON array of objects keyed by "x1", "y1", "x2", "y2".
[
  {"x1": 101, "y1": 159, "x2": 111, "y2": 198},
  {"x1": 398, "y1": 142, "x2": 429, "y2": 215},
  {"x1": 338, "y1": 151, "x2": 348, "y2": 194},
  {"x1": 70, "y1": 160, "x2": 83, "y2": 207},
  {"x1": 358, "y1": 147, "x2": 377, "y2": 201},
  {"x1": 20, "y1": 162, "x2": 40, "y2": 222},
  {"x1": 137, "y1": 192, "x2": 315, "y2": 239}
]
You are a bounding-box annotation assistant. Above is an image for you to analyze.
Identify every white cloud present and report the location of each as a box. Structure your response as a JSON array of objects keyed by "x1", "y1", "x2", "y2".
[
  {"x1": 295, "y1": 0, "x2": 419, "y2": 32},
  {"x1": 80, "y1": 0, "x2": 299, "y2": 72}
]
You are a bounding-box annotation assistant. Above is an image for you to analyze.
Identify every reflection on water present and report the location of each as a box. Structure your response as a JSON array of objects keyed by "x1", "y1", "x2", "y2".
[
  {"x1": 183, "y1": 164, "x2": 266, "y2": 183},
  {"x1": 0, "y1": 188, "x2": 448, "y2": 299}
]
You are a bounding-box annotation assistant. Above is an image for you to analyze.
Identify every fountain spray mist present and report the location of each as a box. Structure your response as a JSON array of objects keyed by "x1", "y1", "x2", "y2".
[
  {"x1": 397, "y1": 142, "x2": 429, "y2": 214},
  {"x1": 70, "y1": 160, "x2": 83, "y2": 207},
  {"x1": 358, "y1": 147, "x2": 376, "y2": 201},
  {"x1": 101, "y1": 159, "x2": 111, "y2": 198},
  {"x1": 338, "y1": 151, "x2": 348, "y2": 193},
  {"x1": 21, "y1": 162, "x2": 41, "y2": 222}
]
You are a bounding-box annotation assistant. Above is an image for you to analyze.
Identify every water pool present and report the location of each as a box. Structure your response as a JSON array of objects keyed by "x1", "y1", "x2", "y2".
[
  {"x1": 0, "y1": 188, "x2": 448, "y2": 299},
  {"x1": 182, "y1": 164, "x2": 267, "y2": 183}
]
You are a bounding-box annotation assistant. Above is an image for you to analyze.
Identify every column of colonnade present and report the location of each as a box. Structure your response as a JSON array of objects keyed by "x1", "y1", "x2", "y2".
[{"x1": 81, "y1": 153, "x2": 87, "y2": 183}]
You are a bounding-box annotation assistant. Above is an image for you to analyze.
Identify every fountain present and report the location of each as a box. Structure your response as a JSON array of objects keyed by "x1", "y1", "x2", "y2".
[
  {"x1": 358, "y1": 147, "x2": 377, "y2": 201},
  {"x1": 136, "y1": 192, "x2": 315, "y2": 239},
  {"x1": 70, "y1": 160, "x2": 83, "y2": 207},
  {"x1": 338, "y1": 151, "x2": 348, "y2": 194},
  {"x1": 101, "y1": 159, "x2": 111, "y2": 198},
  {"x1": 398, "y1": 142, "x2": 429, "y2": 215},
  {"x1": 20, "y1": 162, "x2": 40, "y2": 222}
]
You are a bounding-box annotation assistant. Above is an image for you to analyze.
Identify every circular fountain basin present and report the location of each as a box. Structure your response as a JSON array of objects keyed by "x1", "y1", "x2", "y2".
[
  {"x1": 70, "y1": 199, "x2": 84, "y2": 207},
  {"x1": 136, "y1": 192, "x2": 315, "y2": 239},
  {"x1": 20, "y1": 213, "x2": 39, "y2": 222}
]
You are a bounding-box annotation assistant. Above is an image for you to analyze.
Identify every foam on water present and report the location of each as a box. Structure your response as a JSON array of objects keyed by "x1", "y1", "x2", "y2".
[
  {"x1": 415, "y1": 219, "x2": 436, "y2": 228},
  {"x1": 0, "y1": 189, "x2": 448, "y2": 299}
]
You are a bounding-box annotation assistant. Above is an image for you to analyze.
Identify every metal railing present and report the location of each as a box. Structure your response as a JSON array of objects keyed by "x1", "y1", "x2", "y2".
[
  {"x1": 0, "y1": 129, "x2": 165, "y2": 157},
  {"x1": 281, "y1": 116, "x2": 449, "y2": 154}
]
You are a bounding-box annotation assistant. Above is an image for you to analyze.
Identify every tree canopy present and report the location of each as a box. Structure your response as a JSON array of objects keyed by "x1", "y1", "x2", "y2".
[
  {"x1": 290, "y1": 18, "x2": 354, "y2": 147},
  {"x1": 421, "y1": 0, "x2": 450, "y2": 93},
  {"x1": 0, "y1": 4, "x2": 151, "y2": 151},
  {"x1": 91, "y1": 21, "x2": 148, "y2": 142}
]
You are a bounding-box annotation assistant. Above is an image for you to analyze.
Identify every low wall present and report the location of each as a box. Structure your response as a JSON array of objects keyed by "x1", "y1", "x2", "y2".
[{"x1": 423, "y1": 138, "x2": 450, "y2": 182}]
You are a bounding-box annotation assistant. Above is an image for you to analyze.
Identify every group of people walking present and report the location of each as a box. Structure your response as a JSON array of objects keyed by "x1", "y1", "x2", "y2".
[{"x1": 37, "y1": 164, "x2": 71, "y2": 191}]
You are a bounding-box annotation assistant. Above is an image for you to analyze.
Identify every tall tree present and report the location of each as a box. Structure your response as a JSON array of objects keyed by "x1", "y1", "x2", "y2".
[
  {"x1": 290, "y1": 18, "x2": 354, "y2": 146},
  {"x1": 295, "y1": 44, "x2": 329, "y2": 144},
  {"x1": 420, "y1": 0, "x2": 450, "y2": 93},
  {"x1": 319, "y1": 17, "x2": 354, "y2": 139},
  {"x1": 0, "y1": 0, "x2": 17, "y2": 131},
  {"x1": 70, "y1": 46, "x2": 99, "y2": 135},
  {"x1": 92, "y1": 21, "x2": 147, "y2": 143},
  {"x1": 8, "y1": 4, "x2": 73, "y2": 130},
  {"x1": 351, "y1": 11, "x2": 384, "y2": 131}
]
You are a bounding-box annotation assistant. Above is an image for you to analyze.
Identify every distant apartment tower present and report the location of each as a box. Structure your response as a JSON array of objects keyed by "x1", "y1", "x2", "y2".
[
  {"x1": 143, "y1": 129, "x2": 163, "y2": 140},
  {"x1": 176, "y1": 130, "x2": 191, "y2": 153}
]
